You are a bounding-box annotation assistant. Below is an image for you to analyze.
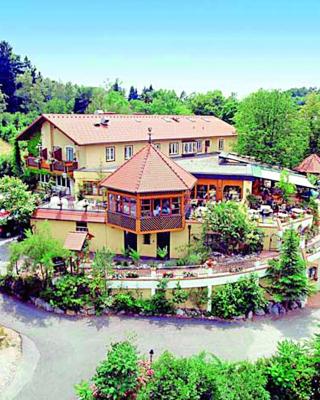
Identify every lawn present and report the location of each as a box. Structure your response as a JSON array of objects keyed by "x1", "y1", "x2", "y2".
[{"x1": 0, "y1": 139, "x2": 12, "y2": 156}]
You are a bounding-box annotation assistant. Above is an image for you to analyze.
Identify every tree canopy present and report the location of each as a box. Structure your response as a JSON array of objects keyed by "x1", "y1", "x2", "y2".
[{"x1": 235, "y1": 89, "x2": 310, "y2": 168}]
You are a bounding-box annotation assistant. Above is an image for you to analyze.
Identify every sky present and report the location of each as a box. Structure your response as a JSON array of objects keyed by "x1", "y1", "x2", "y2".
[{"x1": 1, "y1": 0, "x2": 320, "y2": 97}]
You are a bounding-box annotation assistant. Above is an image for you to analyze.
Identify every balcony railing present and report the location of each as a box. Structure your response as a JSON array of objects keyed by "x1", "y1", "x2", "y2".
[
  {"x1": 25, "y1": 156, "x2": 78, "y2": 174},
  {"x1": 140, "y1": 215, "x2": 183, "y2": 232},
  {"x1": 107, "y1": 211, "x2": 183, "y2": 233},
  {"x1": 107, "y1": 211, "x2": 137, "y2": 231}
]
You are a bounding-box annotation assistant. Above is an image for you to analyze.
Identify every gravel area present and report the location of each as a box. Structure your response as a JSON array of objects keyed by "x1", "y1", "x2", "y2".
[{"x1": 0, "y1": 326, "x2": 22, "y2": 394}]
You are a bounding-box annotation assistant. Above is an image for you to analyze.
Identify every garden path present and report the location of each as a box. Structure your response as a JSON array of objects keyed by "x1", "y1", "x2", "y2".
[{"x1": 0, "y1": 293, "x2": 319, "y2": 400}]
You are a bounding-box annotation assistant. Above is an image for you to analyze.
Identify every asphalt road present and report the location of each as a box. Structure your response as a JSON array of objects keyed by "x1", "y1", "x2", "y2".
[{"x1": 1, "y1": 293, "x2": 320, "y2": 400}]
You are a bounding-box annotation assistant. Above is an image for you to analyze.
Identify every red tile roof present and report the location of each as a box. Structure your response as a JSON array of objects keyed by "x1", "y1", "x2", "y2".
[
  {"x1": 17, "y1": 113, "x2": 236, "y2": 145},
  {"x1": 32, "y1": 208, "x2": 106, "y2": 223},
  {"x1": 295, "y1": 154, "x2": 320, "y2": 174},
  {"x1": 100, "y1": 143, "x2": 197, "y2": 193},
  {"x1": 64, "y1": 231, "x2": 88, "y2": 251}
]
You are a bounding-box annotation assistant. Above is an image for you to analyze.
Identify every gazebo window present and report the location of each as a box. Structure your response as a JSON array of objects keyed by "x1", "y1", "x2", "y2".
[{"x1": 141, "y1": 199, "x2": 152, "y2": 217}]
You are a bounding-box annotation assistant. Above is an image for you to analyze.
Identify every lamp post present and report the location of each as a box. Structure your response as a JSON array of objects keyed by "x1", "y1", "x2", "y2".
[{"x1": 149, "y1": 349, "x2": 154, "y2": 364}]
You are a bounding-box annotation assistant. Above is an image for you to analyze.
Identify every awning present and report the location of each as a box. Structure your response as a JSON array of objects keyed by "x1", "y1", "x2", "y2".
[
  {"x1": 64, "y1": 231, "x2": 90, "y2": 251},
  {"x1": 251, "y1": 166, "x2": 314, "y2": 189}
]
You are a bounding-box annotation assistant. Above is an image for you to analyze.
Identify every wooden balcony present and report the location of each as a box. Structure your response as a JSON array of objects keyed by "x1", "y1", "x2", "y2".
[
  {"x1": 107, "y1": 211, "x2": 137, "y2": 231},
  {"x1": 107, "y1": 211, "x2": 183, "y2": 233},
  {"x1": 25, "y1": 156, "x2": 78, "y2": 175}
]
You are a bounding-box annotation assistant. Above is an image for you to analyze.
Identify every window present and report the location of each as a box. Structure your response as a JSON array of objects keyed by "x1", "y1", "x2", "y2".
[
  {"x1": 218, "y1": 138, "x2": 224, "y2": 151},
  {"x1": 196, "y1": 140, "x2": 202, "y2": 153},
  {"x1": 169, "y1": 142, "x2": 179, "y2": 156},
  {"x1": 76, "y1": 222, "x2": 88, "y2": 232},
  {"x1": 65, "y1": 146, "x2": 75, "y2": 162},
  {"x1": 154, "y1": 143, "x2": 161, "y2": 150},
  {"x1": 182, "y1": 141, "x2": 197, "y2": 155},
  {"x1": 106, "y1": 146, "x2": 115, "y2": 162},
  {"x1": 124, "y1": 145, "x2": 133, "y2": 160},
  {"x1": 141, "y1": 199, "x2": 152, "y2": 217},
  {"x1": 84, "y1": 181, "x2": 101, "y2": 196},
  {"x1": 143, "y1": 234, "x2": 151, "y2": 245},
  {"x1": 38, "y1": 174, "x2": 50, "y2": 184},
  {"x1": 205, "y1": 140, "x2": 211, "y2": 148}
]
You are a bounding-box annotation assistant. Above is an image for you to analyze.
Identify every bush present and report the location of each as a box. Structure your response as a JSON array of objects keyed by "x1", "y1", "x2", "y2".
[
  {"x1": 76, "y1": 341, "x2": 140, "y2": 400},
  {"x1": 0, "y1": 274, "x2": 42, "y2": 300},
  {"x1": 211, "y1": 275, "x2": 267, "y2": 319},
  {"x1": 41, "y1": 274, "x2": 92, "y2": 311},
  {"x1": 112, "y1": 293, "x2": 139, "y2": 313},
  {"x1": 202, "y1": 201, "x2": 264, "y2": 255},
  {"x1": 266, "y1": 340, "x2": 316, "y2": 400}
]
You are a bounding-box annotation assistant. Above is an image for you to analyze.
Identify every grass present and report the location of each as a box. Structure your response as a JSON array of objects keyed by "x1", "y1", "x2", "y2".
[{"x1": 0, "y1": 139, "x2": 12, "y2": 156}]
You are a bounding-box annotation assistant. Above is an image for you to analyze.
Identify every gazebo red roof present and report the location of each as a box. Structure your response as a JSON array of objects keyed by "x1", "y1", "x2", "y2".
[
  {"x1": 100, "y1": 143, "x2": 197, "y2": 194},
  {"x1": 295, "y1": 154, "x2": 320, "y2": 174}
]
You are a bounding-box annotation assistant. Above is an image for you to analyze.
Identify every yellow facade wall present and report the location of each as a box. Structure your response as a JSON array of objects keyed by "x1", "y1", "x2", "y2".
[
  {"x1": 137, "y1": 233, "x2": 157, "y2": 258},
  {"x1": 31, "y1": 219, "x2": 74, "y2": 246}
]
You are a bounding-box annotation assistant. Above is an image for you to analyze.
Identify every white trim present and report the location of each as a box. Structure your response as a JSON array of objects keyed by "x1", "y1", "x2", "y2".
[{"x1": 65, "y1": 145, "x2": 75, "y2": 162}]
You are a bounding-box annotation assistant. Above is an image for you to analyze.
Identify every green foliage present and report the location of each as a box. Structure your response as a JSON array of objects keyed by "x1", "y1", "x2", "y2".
[
  {"x1": 0, "y1": 88, "x2": 7, "y2": 112},
  {"x1": 172, "y1": 281, "x2": 189, "y2": 305},
  {"x1": 235, "y1": 89, "x2": 310, "y2": 168},
  {"x1": 202, "y1": 201, "x2": 264, "y2": 255},
  {"x1": 187, "y1": 90, "x2": 239, "y2": 123},
  {"x1": 129, "y1": 248, "x2": 140, "y2": 265},
  {"x1": 300, "y1": 92, "x2": 320, "y2": 154},
  {"x1": 26, "y1": 131, "x2": 41, "y2": 156},
  {"x1": 9, "y1": 222, "x2": 69, "y2": 286},
  {"x1": 76, "y1": 341, "x2": 140, "y2": 400},
  {"x1": 215, "y1": 362, "x2": 270, "y2": 400},
  {"x1": 0, "y1": 155, "x2": 14, "y2": 177},
  {"x1": 275, "y1": 171, "x2": 296, "y2": 202},
  {"x1": 149, "y1": 279, "x2": 175, "y2": 315},
  {"x1": 211, "y1": 275, "x2": 267, "y2": 319},
  {"x1": 12, "y1": 139, "x2": 23, "y2": 176},
  {"x1": 0, "y1": 112, "x2": 37, "y2": 143},
  {"x1": 92, "y1": 247, "x2": 114, "y2": 289},
  {"x1": 266, "y1": 340, "x2": 316, "y2": 400},
  {"x1": 0, "y1": 175, "x2": 37, "y2": 227},
  {"x1": 266, "y1": 228, "x2": 309, "y2": 305},
  {"x1": 157, "y1": 246, "x2": 168, "y2": 260}
]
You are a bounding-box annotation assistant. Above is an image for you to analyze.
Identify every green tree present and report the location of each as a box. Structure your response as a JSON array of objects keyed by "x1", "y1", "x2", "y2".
[
  {"x1": 235, "y1": 89, "x2": 310, "y2": 168},
  {"x1": 15, "y1": 70, "x2": 45, "y2": 113},
  {"x1": 275, "y1": 170, "x2": 296, "y2": 202},
  {"x1": 43, "y1": 97, "x2": 74, "y2": 113},
  {"x1": 0, "y1": 88, "x2": 7, "y2": 112},
  {"x1": 202, "y1": 201, "x2": 263, "y2": 255},
  {"x1": 300, "y1": 92, "x2": 320, "y2": 154},
  {"x1": 103, "y1": 90, "x2": 131, "y2": 114},
  {"x1": 187, "y1": 90, "x2": 238, "y2": 123},
  {"x1": 76, "y1": 340, "x2": 140, "y2": 400},
  {"x1": 9, "y1": 222, "x2": 69, "y2": 286},
  {"x1": 12, "y1": 139, "x2": 23, "y2": 177},
  {"x1": 92, "y1": 246, "x2": 114, "y2": 291},
  {"x1": 0, "y1": 176, "x2": 37, "y2": 228},
  {"x1": 266, "y1": 228, "x2": 309, "y2": 306},
  {"x1": 149, "y1": 89, "x2": 192, "y2": 115},
  {"x1": 266, "y1": 340, "x2": 315, "y2": 400}
]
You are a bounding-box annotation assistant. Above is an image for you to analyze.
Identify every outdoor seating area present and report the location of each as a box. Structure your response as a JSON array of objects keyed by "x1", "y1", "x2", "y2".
[{"x1": 40, "y1": 196, "x2": 106, "y2": 212}]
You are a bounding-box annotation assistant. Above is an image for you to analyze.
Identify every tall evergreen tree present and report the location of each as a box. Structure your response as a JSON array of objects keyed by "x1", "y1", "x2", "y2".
[
  {"x1": 128, "y1": 86, "x2": 138, "y2": 101},
  {"x1": 0, "y1": 41, "x2": 31, "y2": 112},
  {"x1": 266, "y1": 228, "x2": 309, "y2": 307},
  {"x1": 12, "y1": 139, "x2": 23, "y2": 177}
]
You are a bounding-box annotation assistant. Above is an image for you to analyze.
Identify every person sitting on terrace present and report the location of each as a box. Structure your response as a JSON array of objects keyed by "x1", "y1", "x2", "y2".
[
  {"x1": 153, "y1": 204, "x2": 161, "y2": 216},
  {"x1": 162, "y1": 201, "x2": 171, "y2": 215}
]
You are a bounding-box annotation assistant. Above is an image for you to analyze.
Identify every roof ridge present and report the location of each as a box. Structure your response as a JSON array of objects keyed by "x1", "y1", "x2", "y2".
[
  {"x1": 151, "y1": 144, "x2": 193, "y2": 190},
  {"x1": 135, "y1": 145, "x2": 152, "y2": 192}
]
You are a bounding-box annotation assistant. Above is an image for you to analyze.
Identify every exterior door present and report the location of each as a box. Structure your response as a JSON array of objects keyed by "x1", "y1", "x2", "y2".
[
  {"x1": 157, "y1": 232, "x2": 170, "y2": 259},
  {"x1": 124, "y1": 231, "x2": 137, "y2": 252}
]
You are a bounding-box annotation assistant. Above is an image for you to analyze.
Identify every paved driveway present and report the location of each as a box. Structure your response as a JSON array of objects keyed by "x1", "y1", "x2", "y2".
[{"x1": 0, "y1": 294, "x2": 320, "y2": 400}]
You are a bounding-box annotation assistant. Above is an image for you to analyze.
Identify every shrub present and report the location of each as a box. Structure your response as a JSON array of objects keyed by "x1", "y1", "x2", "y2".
[
  {"x1": 266, "y1": 340, "x2": 316, "y2": 400},
  {"x1": 149, "y1": 279, "x2": 175, "y2": 315},
  {"x1": 202, "y1": 201, "x2": 264, "y2": 255},
  {"x1": 0, "y1": 274, "x2": 42, "y2": 300},
  {"x1": 76, "y1": 341, "x2": 140, "y2": 400},
  {"x1": 211, "y1": 275, "x2": 267, "y2": 319},
  {"x1": 112, "y1": 293, "x2": 139, "y2": 313},
  {"x1": 40, "y1": 274, "x2": 92, "y2": 311}
]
